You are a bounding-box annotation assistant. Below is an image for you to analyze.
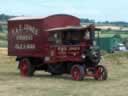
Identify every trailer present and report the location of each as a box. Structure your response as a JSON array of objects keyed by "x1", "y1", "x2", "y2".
[{"x1": 8, "y1": 14, "x2": 107, "y2": 81}]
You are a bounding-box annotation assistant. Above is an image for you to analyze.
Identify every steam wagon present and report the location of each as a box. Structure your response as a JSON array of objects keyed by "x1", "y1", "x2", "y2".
[{"x1": 8, "y1": 14, "x2": 107, "y2": 81}]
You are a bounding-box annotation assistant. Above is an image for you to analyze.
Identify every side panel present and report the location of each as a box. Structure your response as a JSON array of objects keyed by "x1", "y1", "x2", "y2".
[
  {"x1": 43, "y1": 14, "x2": 80, "y2": 30},
  {"x1": 49, "y1": 45, "x2": 88, "y2": 63},
  {"x1": 8, "y1": 14, "x2": 80, "y2": 57},
  {"x1": 8, "y1": 19, "x2": 49, "y2": 57}
]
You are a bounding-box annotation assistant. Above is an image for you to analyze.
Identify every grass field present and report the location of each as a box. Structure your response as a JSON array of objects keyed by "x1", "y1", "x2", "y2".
[
  {"x1": 95, "y1": 31, "x2": 128, "y2": 38},
  {"x1": 0, "y1": 48, "x2": 128, "y2": 96},
  {"x1": 0, "y1": 32, "x2": 7, "y2": 47}
]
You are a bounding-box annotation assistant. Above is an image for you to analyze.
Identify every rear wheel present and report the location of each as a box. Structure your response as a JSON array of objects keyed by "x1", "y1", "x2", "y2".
[
  {"x1": 94, "y1": 65, "x2": 108, "y2": 80},
  {"x1": 19, "y1": 58, "x2": 35, "y2": 77},
  {"x1": 71, "y1": 65, "x2": 85, "y2": 81}
]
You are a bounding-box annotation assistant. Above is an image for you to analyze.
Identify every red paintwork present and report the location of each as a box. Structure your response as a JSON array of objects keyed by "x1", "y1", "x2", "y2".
[
  {"x1": 43, "y1": 14, "x2": 80, "y2": 30},
  {"x1": 49, "y1": 44, "x2": 89, "y2": 63},
  {"x1": 8, "y1": 14, "x2": 80, "y2": 57},
  {"x1": 8, "y1": 14, "x2": 90, "y2": 63}
]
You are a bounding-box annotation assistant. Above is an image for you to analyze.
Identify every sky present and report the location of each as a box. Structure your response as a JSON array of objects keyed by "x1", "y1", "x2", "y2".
[{"x1": 0, "y1": 0, "x2": 128, "y2": 22}]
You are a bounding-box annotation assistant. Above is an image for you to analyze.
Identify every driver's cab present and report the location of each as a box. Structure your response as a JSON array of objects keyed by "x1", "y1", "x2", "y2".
[
  {"x1": 48, "y1": 27, "x2": 91, "y2": 45},
  {"x1": 47, "y1": 25, "x2": 95, "y2": 62}
]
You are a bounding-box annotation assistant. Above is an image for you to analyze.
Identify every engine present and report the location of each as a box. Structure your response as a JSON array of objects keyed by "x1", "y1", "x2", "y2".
[{"x1": 83, "y1": 46, "x2": 101, "y2": 67}]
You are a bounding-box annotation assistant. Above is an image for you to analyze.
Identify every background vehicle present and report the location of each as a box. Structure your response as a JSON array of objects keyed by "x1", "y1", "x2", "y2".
[
  {"x1": 115, "y1": 43, "x2": 127, "y2": 52},
  {"x1": 8, "y1": 14, "x2": 107, "y2": 81}
]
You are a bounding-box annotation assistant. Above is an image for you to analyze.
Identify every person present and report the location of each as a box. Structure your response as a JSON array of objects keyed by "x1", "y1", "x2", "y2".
[{"x1": 83, "y1": 30, "x2": 90, "y2": 40}]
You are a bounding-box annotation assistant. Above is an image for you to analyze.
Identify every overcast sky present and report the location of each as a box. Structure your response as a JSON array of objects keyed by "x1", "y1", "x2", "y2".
[{"x1": 0, "y1": 0, "x2": 128, "y2": 22}]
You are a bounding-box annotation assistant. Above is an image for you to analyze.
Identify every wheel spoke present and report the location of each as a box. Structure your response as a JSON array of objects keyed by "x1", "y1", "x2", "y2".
[
  {"x1": 95, "y1": 65, "x2": 108, "y2": 80},
  {"x1": 71, "y1": 65, "x2": 85, "y2": 81}
]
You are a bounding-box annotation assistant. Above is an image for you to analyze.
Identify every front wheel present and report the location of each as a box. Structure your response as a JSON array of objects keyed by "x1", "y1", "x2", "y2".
[
  {"x1": 71, "y1": 65, "x2": 85, "y2": 81},
  {"x1": 19, "y1": 58, "x2": 35, "y2": 77},
  {"x1": 94, "y1": 65, "x2": 108, "y2": 80}
]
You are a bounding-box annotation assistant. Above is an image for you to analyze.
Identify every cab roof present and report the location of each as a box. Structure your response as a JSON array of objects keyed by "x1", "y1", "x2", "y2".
[
  {"x1": 45, "y1": 25, "x2": 100, "y2": 32},
  {"x1": 45, "y1": 26, "x2": 87, "y2": 32},
  {"x1": 8, "y1": 16, "x2": 44, "y2": 21}
]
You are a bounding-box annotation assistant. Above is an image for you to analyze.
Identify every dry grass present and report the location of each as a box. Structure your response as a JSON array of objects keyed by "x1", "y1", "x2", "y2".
[{"x1": 0, "y1": 48, "x2": 128, "y2": 96}]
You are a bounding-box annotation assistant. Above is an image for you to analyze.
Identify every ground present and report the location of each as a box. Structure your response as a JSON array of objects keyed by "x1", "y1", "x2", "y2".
[{"x1": 0, "y1": 48, "x2": 128, "y2": 96}]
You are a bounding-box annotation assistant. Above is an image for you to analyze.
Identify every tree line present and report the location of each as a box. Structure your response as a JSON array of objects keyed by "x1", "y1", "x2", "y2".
[
  {"x1": 0, "y1": 14, "x2": 128, "y2": 27},
  {"x1": 0, "y1": 14, "x2": 15, "y2": 21}
]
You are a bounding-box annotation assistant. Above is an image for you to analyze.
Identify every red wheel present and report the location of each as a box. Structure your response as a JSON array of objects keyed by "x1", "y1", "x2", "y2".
[
  {"x1": 19, "y1": 59, "x2": 34, "y2": 76},
  {"x1": 95, "y1": 65, "x2": 108, "y2": 80},
  {"x1": 71, "y1": 65, "x2": 85, "y2": 81}
]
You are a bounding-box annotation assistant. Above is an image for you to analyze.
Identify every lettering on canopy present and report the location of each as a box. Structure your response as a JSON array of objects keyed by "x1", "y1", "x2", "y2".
[{"x1": 11, "y1": 24, "x2": 39, "y2": 49}]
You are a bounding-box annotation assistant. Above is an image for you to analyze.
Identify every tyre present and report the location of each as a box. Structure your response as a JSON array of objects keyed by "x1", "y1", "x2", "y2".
[
  {"x1": 19, "y1": 58, "x2": 35, "y2": 77},
  {"x1": 94, "y1": 65, "x2": 108, "y2": 80},
  {"x1": 48, "y1": 64, "x2": 64, "y2": 75},
  {"x1": 71, "y1": 65, "x2": 85, "y2": 81}
]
